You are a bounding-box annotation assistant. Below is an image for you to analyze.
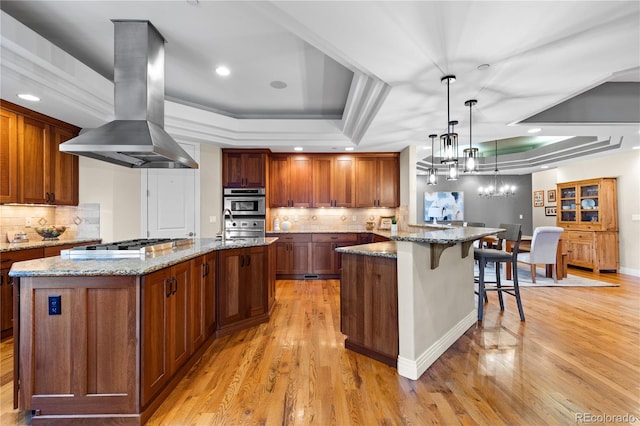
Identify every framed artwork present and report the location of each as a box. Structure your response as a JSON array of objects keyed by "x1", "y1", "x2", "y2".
[
  {"x1": 378, "y1": 216, "x2": 394, "y2": 230},
  {"x1": 533, "y1": 190, "x2": 544, "y2": 207},
  {"x1": 547, "y1": 189, "x2": 556, "y2": 203},
  {"x1": 545, "y1": 206, "x2": 557, "y2": 216},
  {"x1": 424, "y1": 192, "x2": 464, "y2": 221}
]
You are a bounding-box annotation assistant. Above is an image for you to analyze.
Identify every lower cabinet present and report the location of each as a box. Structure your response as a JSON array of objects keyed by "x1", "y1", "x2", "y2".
[
  {"x1": 312, "y1": 233, "x2": 359, "y2": 276},
  {"x1": 141, "y1": 261, "x2": 190, "y2": 406},
  {"x1": 562, "y1": 230, "x2": 619, "y2": 272},
  {"x1": 273, "y1": 233, "x2": 311, "y2": 277},
  {"x1": 218, "y1": 246, "x2": 268, "y2": 335}
]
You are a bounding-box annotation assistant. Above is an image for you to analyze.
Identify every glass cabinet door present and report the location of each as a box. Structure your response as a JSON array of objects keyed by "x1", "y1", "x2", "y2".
[
  {"x1": 559, "y1": 186, "x2": 577, "y2": 222},
  {"x1": 579, "y1": 184, "x2": 599, "y2": 223}
]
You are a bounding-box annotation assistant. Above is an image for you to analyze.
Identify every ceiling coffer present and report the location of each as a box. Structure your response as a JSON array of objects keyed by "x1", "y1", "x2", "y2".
[{"x1": 60, "y1": 20, "x2": 198, "y2": 169}]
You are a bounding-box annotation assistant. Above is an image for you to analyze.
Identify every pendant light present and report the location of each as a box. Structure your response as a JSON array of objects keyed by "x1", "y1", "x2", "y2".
[
  {"x1": 440, "y1": 75, "x2": 458, "y2": 166},
  {"x1": 463, "y1": 99, "x2": 479, "y2": 173},
  {"x1": 445, "y1": 120, "x2": 459, "y2": 180},
  {"x1": 427, "y1": 134, "x2": 438, "y2": 185},
  {"x1": 478, "y1": 140, "x2": 516, "y2": 197}
]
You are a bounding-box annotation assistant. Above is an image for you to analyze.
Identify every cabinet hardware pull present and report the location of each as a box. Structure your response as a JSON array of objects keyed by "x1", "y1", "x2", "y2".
[
  {"x1": 172, "y1": 277, "x2": 178, "y2": 295},
  {"x1": 241, "y1": 255, "x2": 245, "y2": 267},
  {"x1": 247, "y1": 255, "x2": 251, "y2": 266},
  {"x1": 1, "y1": 258, "x2": 11, "y2": 263},
  {"x1": 165, "y1": 279, "x2": 171, "y2": 298},
  {"x1": 202, "y1": 263, "x2": 207, "y2": 278},
  {"x1": 51, "y1": 192, "x2": 56, "y2": 203}
]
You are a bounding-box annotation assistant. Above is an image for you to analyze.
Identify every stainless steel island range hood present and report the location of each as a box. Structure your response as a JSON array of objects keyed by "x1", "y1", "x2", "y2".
[{"x1": 60, "y1": 20, "x2": 198, "y2": 169}]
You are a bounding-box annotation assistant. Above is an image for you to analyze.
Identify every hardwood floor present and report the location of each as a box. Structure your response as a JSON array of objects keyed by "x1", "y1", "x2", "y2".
[{"x1": 1, "y1": 268, "x2": 639, "y2": 425}]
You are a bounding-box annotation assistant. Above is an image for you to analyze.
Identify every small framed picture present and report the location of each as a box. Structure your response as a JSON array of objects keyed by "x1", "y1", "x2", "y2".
[
  {"x1": 378, "y1": 216, "x2": 393, "y2": 230},
  {"x1": 547, "y1": 189, "x2": 556, "y2": 203},
  {"x1": 545, "y1": 206, "x2": 557, "y2": 216},
  {"x1": 533, "y1": 190, "x2": 544, "y2": 207}
]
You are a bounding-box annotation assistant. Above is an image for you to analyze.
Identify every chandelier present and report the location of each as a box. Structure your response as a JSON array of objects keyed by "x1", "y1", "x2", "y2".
[
  {"x1": 426, "y1": 134, "x2": 438, "y2": 185},
  {"x1": 463, "y1": 99, "x2": 479, "y2": 173},
  {"x1": 439, "y1": 75, "x2": 459, "y2": 181},
  {"x1": 478, "y1": 140, "x2": 516, "y2": 197}
]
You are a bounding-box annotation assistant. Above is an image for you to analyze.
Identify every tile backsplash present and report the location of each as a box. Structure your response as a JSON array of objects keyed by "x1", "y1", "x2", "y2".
[
  {"x1": 0, "y1": 203, "x2": 100, "y2": 242},
  {"x1": 268, "y1": 207, "x2": 401, "y2": 232}
]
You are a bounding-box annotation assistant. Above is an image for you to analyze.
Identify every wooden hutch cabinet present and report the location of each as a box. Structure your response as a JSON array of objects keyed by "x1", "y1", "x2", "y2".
[{"x1": 556, "y1": 178, "x2": 618, "y2": 272}]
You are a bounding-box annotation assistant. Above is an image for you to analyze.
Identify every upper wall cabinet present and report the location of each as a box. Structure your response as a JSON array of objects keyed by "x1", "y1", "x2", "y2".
[
  {"x1": 354, "y1": 155, "x2": 399, "y2": 208},
  {"x1": 269, "y1": 154, "x2": 312, "y2": 208},
  {"x1": 312, "y1": 155, "x2": 355, "y2": 208},
  {"x1": 1, "y1": 100, "x2": 80, "y2": 205},
  {"x1": 222, "y1": 149, "x2": 267, "y2": 188}
]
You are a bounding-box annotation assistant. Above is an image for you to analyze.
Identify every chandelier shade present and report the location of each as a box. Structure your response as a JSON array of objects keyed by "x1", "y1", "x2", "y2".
[
  {"x1": 463, "y1": 99, "x2": 479, "y2": 173},
  {"x1": 440, "y1": 75, "x2": 459, "y2": 165},
  {"x1": 426, "y1": 133, "x2": 438, "y2": 185},
  {"x1": 478, "y1": 140, "x2": 516, "y2": 197}
]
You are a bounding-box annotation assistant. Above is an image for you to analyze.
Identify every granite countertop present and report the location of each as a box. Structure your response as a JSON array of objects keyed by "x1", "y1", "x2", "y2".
[
  {"x1": 388, "y1": 226, "x2": 502, "y2": 244},
  {"x1": 335, "y1": 241, "x2": 397, "y2": 258},
  {"x1": 0, "y1": 238, "x2": 101, "y2": 253},
  {"x1": 9, "y1": 237, "x2": 278, "y2": 278}
]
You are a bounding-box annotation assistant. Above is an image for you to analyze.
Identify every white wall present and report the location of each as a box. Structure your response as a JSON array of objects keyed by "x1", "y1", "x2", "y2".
[
  {"x1": 199, "y1": 143, "x2": 222, "y2": 238},
  {"x1": 532, "y1": 150, "x2": 640, "y2": 276},
  {"x1": 79, "y1": 157, "x2": 142, "y2": 242}
]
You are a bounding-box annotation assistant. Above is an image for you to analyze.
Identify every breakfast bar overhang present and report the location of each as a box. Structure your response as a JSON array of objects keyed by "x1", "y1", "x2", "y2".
[{"x1": 337, "y1": 226, "x2": 502, "y2": 380}]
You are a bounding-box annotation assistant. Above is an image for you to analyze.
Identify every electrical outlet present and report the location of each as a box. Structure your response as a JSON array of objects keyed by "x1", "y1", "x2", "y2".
[
  {"x1": 519, "y1": 214, "x2": 523, "y2": 219},
  {"x1": 209, "y1": 215, "x2": 216, "y2": 223},
  {"x1": 25, "y1": 217, "x2": 32, "y2": 227},
  {"x1": 352, "y1": 215, "x2": 357, "y2": 222},
  {"x1": 294, "y1": 216, "x2": 298, "y2": 222},
  {"x1": 48, "y1": 295, "x2": 61, "y2": 315}
]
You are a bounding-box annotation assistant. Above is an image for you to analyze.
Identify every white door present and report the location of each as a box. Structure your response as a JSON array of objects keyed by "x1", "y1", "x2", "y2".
[{"x1": 144, "y1": 143, "x2": 199, "y2": 238}]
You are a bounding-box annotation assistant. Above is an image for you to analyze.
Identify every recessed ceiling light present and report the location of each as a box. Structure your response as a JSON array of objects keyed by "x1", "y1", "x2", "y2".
[
  {"x1": 293, "y1": 147, "x2": 303, "y2": 151},
  {"x1": 270, "y1": 81, "x2": 288, "y2": 89},
  {"x1": 541, "y1": 165, "x2": 549, "y2": 169},
  {"x1": 215, "y1": 66, "x2": 230, "y2": 77},
  {"x1": 528, "y1": 128, "x2": 542, "y2": 133},
  {"x1": 477, "y1": 64, "x2": 490, "y2": 71},
  {"x1": 345, "y1": 147, "x2": 354, "y2": 151},
  {"x1": 632, "y1": 146, "x2": 640, "y2": 150},
  {"x1": 17, "y1": 93, "x2": 40, "y2": 102}
]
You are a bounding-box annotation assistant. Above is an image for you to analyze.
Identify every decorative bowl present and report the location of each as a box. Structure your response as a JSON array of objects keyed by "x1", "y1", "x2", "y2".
[{"x1": 35, "y1": 225, "x2": 67, "y2": 241}]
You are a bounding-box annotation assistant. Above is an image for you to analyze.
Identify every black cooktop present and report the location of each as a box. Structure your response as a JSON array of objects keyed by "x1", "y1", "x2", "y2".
[{"x1": 83, "y1": 238, "x2": 178, "y2": 251}]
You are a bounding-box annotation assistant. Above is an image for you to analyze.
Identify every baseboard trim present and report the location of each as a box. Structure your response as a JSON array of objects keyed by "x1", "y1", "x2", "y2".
[{"x1": 397, "y1": 310, "x2": 477, "y2": 380}]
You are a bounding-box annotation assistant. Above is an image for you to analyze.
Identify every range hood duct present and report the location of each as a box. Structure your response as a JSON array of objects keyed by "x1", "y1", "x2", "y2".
[{"x1": 60, "y1": 20, "x2": 198, "y2": 169}]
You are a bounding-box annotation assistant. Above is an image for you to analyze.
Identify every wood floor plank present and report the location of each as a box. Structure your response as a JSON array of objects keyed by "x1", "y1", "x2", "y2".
[{"x1": 2, "y1": 268, "x2": 639, "y2": 425}]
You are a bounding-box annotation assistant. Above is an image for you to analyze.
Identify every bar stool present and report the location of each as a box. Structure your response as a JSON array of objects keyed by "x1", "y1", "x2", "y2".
[{"x1": 474, "y1": 223, "x2": 525, "y2": 321}]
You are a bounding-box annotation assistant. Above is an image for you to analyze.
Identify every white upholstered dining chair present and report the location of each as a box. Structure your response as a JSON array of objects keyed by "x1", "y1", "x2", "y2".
[{"x1": 516, "y1": 226, "x2": 564, "y2": 283}]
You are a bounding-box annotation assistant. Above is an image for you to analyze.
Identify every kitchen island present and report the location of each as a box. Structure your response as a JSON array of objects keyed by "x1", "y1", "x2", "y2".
[
  {"x1": 337, "y1": 226, "x2": 501, "y2": 380},
  {"x1": 9, "y1": 237, "x2": 277, "y2": 425}
]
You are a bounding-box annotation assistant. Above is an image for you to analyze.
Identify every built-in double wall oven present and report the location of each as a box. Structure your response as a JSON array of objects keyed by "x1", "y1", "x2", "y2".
[{"x1": 223, "y1": 188, "x2": 266, "y2": 239}]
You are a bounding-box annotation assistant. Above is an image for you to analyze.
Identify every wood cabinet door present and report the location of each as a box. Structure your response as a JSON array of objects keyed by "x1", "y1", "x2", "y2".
[
  {"x1": 354, "y1": 157, "x2": 378, "y2": 207},
  {"x1": 222, "y1": 151, "x2": 244, "y2": 187},
  {"x1": 50, "y1": 126, "x2": 79, "y2": 205},
  {"x1": 312, "y1": 242, "x2": 334, "y2": 274},
  {"x1": 290, "y1": 242, "x2": 311, "y2": 274},
  {"x1": 0, "y1": 108, "x2": 19, "y2": 203},
  {"x1": 332, "y1": 156, "x2": 355, "y2": 207},
  {"x1": 20, "y1": 116, "x2": 51, "y2": 204},
  {"x1": 377, "y1": 157, "x2": 399, "y2": 207},
  {"x1": 269, "y1": 155, "x2": 291, "y2": 207},
  {"x1": 189, "y1": 259, "x2": 206, "y2": 354},
  {"x1": 218, "y1": 248, "x2": 244, "y2": 326},
  {"x1": 169, "y1": 262, "x2": 190, "y2": 373},
  {"x1": 142, "y1": 269, "x2": 170, "y2": 405},
  {"x1": 0, "y1": 268, "x2": 12, "y2": 333},
  {"x1": 242, "y1": 152, "x2": 266, "y2": 188},
  {"x1": 289, "y1": 156, "x2": 312, "y2": 207},
  {"x1": 274, "y1": 242, "x2": 291, "y2": 275},
  {"x1": 312, "y1": 156, "x2": 333, "y2": 207},
  {"x1": 202, "y1": 253, "x2": 217, "y2": 337},
  {"x1": 246, "y1": 247, "x2": 266, "y2": 318}
]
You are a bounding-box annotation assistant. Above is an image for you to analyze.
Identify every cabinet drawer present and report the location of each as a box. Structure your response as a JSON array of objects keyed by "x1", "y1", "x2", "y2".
[
  {"x1": 564, "y1": 231, "x2": 593, "y2": 241},
  {"x1": 312, "y1": 233, "x2": 358, "y2": 243},
  {"x1": 270, "y1": 233, "x2": 311, "y2": 243}
]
